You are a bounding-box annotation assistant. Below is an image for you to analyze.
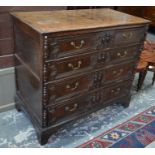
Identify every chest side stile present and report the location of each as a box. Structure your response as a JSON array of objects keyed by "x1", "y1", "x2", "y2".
[{"x1": 42, "y1": 34, "x2": 49, "y2": 128}]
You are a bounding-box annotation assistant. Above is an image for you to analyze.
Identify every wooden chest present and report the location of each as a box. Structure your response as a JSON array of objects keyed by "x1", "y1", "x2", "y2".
[{"x1": 11, "y1": 9, "x2": 150, "y2": 145}]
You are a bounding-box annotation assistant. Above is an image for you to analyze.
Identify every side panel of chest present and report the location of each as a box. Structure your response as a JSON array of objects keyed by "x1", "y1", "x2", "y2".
[{"x1": 14, "y1": 18, "x2": 43, "y2": 125}]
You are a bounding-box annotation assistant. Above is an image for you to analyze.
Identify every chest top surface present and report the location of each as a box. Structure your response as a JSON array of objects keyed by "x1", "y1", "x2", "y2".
[{"x1": 11, "y1": 8, "x2": 150, "y2": 33}]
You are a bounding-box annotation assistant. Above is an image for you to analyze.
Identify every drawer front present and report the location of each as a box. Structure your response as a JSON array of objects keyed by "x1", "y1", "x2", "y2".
[
  {"x1": 47, "y1": 80, "x2": 131, "y2": 125},
  {"x1": 47, "y1": 94, "x2": 89, "y2": 125},
  {"x1": 90, "y1": 61, "x2": 134, "y2": 89},
  {"x1": 46, "y1": 53, "x2": 95, "y2": 81},
  {"x1": 104, "y1": 81, "x2": 131, "y2": 101},
  {"x1": 46, "y1": 51, "x2": 109, "y2": 81},
  {"x1": 46, "y1": 33, "x2": 98, "y2": 59},
  {"x1": 46, "y1": 45, "x2": 139, "y2": 81},
  {"x1": 47, "y1": 74, "x2": 93, "y2": 102},
  {"x1": 105, "y1": 61, "x2": 135, "y2": 82},
  {"x1": 114, "y1": 27, "x2": 145, "y2": 45},
  {"x1": 109, "y1": 45, "x2": 140, "y2": 63}
]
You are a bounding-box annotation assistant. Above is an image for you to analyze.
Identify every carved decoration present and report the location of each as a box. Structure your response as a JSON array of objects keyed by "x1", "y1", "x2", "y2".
[
  {"x1": 90, "y1": 91, "x2": 102, "y2": 104},
  {"x1": 102, "y1": 33, "x2": 112, "y2": 44},
  {"x1": 43, "y1": 36, "x2": 49, "y2": 59},
  {"x1": 91, "y1": 71, "x2": 103, "y2": 89},
  {"x1": 42, "y1": 109, "x2": 47, "y2": 127},
  {"x1": 48, "y1": 85, "x2": 56, "y2": 105},
  {"x1": 90, "y1": 54, "x2": 98, "y2": 67},
  {"x1": 97, "y1": 32, "x2": 114, "y2": 48},
  {"x1": 42, "y1": 35, "x2": 49, "y2": 127},
  {"x1": 48, "y1": 63, "x2": 58, "y2": 80},
  {"x1": 49, "y1": 39, "x2": 59, "y2": 59},
  {"x1": 47, "y1": 107, "x2": 57, "y2": 124},
  {"x1": 97, "y1": 52, "x2": 108, "y2": 64}
]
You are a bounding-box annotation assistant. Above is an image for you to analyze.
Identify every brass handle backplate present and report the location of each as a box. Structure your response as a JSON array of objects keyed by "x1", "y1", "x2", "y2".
[
  {"x1": 111, "y1": 87, "x2": 121, "y2": 95},
  {"x1": 113, "y1": 69, "x2": 124, "y2": 77},
  {"x1": 66, "y1": 81, "x2": 79, "y2": 91},
  {"x1": 65, "y1": 103, "x2": 78, "y2": 112},
  {"x1": 68, "y1": 61, "x2": 82, "y2": 70},
  {"x1": 117, "y1": 51, "x2": 128, "y2": 58},
  {"x1": 123, "y1": 32, "x2": 133, "y2": 39},
  {"x1": 70, "y1": 40, "x2": 85, "y2": 49}
]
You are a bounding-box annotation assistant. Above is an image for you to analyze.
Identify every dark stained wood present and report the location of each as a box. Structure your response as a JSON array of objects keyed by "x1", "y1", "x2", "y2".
[
  {"x1": 47, "y1": 74, "x2": 91, "y2": 102},
  {"x1": 46, "y1": 33, "x2": 98, "y2": 59},
  {"x1": 14, "y1": 24, "x2": 42, "y2": 77},
  {"x1": 117, "y1": 6, "x2": 145, "y2": 17},
  {"x1": 143, "y1": 7, "x2": 155, "y2": 27},
  {"x1": 15, "y1": 59, "x2": 42, "y2": 124},
  {"x1": 11, "y1": 9, "x2": 150, "y2": 145},
  {"x1": 109, "y1": 45, "x2": 140, "y2": 63},
  {"x1": 0, "y1": 13, "x2": 13, "y2": 39},
  {"x1": 0, "y1": 6, "x2": 66, "y2": 13},
  {"x1": 47, "y1": 53, "x2": 92, "y2": 80},
  {"x1": 114, "y1": 27, "x2": 146, "y2": 45},
  {"x1": 47, "y1": 79, "x2": 132, "y2": 126},
  {"x1": 136, "y1": 60, "x2": 148, "y2": 91},
  {"x1": 67, "y1": 6, "x2": 112, "y2": 10},
  {"x1": 117, "y1": 6, "x2": 155, "y2": 27},
  {"x1": 105, "y1": 61, "x2": 134, "y2": 82}
]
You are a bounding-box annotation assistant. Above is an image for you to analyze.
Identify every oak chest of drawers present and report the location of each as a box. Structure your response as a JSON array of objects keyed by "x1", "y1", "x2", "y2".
[{"x1": 11, "y1": 9, "x2": 150, "y2": 145}]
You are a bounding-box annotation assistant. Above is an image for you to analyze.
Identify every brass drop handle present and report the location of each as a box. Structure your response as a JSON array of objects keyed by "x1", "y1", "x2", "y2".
[
  {"x1": 117, "y1": 51, "x2": 128, "y2": 58},
  {"x1": 123, "y1": 32, "x2": 133, "y2": 39},
  {"x1": 70, "y1": 40, "x2": 85, "y2": 49},
  {"x1": 68, "y1": 61, "x2": 82, "y2": 70},
  {"x1": 113, "y1": 69, "x2": 124, "y2": 76},
  {"x1": 66, "y1": 81, "x2": 79, "y2": 91},
  {"x1": 111, "y1": 88, "x2": 121, "y2": 94},
  {"x1": 65, "y1": 103, "x2": 78, "y2": 112}
]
